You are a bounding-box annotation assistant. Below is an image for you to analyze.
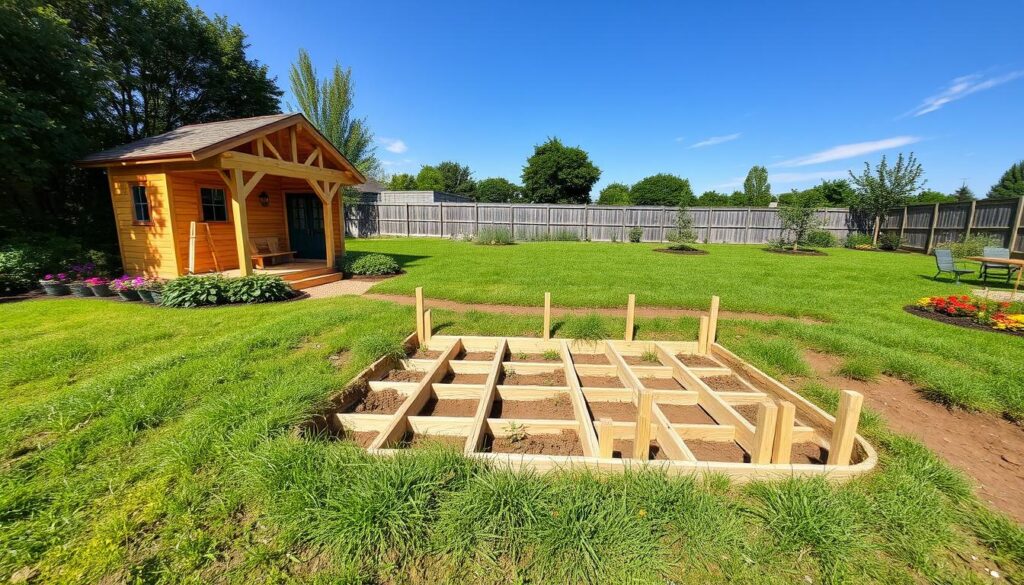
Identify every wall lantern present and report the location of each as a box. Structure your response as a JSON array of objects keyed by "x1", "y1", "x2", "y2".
[{"x1": 258, "y1": 191, "x2": 270, "y2": 207}]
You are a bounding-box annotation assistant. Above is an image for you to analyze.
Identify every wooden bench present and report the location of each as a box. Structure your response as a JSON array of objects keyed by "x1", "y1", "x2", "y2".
[{"x1": 248, "y1": 237, "x2": 296, "y2": 269}]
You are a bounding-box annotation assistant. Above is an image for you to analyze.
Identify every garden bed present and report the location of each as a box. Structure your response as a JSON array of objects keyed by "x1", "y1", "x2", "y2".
[
  {"x1": 763, "y1": 248, "x2": 827, "y2": 256},
  {"x1": 654, "y1": 247, "x2": 709, "y2": 256},
  {"x1": 490, "y1": 397, "x2": 575, "y2": 419},
  {"x1": 486, "y1": 430, "x2": 583, "y2": 456},
  {"x1": 904, "y1": 305, "x2": 1024, "y2": 338}
]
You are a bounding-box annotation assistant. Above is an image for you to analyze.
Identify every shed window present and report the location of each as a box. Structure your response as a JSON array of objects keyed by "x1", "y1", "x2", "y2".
[
  {"x1": 131, "y1": 185, "x2": 151, "y2": 223},
  {"x1": 201, "y1": 187, "x2": 228, "y2": 222}
]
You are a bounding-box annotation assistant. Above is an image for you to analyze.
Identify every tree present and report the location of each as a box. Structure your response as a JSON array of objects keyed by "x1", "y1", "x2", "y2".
[
  {"x1": 597, "y1": 183, "x2": 631, "y2": 205},
  {"x1": 415, "y1": 166, "x2": 445, "y2": 191},
  {"x1": 743, "y1": 166, "x2": 772, "y2": 206},
  {"x1": 630, "y1": 174, "x2": 694, "y2": 206},
  {"x1": 387, "y1": 173, "x2": 417, "y2": 191},
  {"x1": 988, "y1": 161, "x2": 1024, "y2": 199},
  {"x1": 848, "y1": 152, "x2": 926, "y2": 244},
  {"x1": 668, "y1": 205, "x2": 698, "y2": 246},
  {"x1": 954, "y1": 184, "x2": 975, "y2": 201},
  {"x1": 816, "y1": 179, "x2": 856, "y2": 206},
  {"x1": 290, "y1": 49, "x2": 378, "y2": 177},
  {"x1": 912, "y1": 190, "x2": 955, "y2": 204},
  {"x1": 476, "y1": 177, "x2": 521, "y2": 202},
  {"x1": 778, "y1": 188, "x2": 826, "y2": 207},
  {"x1": 778, "y1": 199, "x2": 824, "y2": 251},
  {"x1": 435, "y1": 161, "x2": 476, "y2": 195},
  {"x1": 696, "y1": 191, "x2": 730, "y2": 206},
  {"x1": 521, "y1": 138, "x2": 600, "y2": 204},
  {"x1": 728, "y1": 191, "x2": 749, "y2": 207}
]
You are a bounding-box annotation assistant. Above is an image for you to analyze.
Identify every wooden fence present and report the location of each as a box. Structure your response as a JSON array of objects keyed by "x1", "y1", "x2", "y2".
[
  {"x1": 344, "y1": 203, "x2": 861, "y2": 244},
  {"x1": 879, "y1": 196, "x2": 1024, "y2": 255}
]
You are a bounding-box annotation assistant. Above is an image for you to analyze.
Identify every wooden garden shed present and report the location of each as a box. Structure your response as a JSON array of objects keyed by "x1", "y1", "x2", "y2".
[{"x1": 79, "y1": 113, "x2": 364, "y2": 289}]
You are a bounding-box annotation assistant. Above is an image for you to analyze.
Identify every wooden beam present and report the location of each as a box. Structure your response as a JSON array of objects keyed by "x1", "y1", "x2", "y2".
[
  {"x1": 290, "y1": 127, "x2": 298, "y2": 163},
  {"x1": 707, "y1": 296, "x2": 721, "y2": 346},
  {"x1": 633, "y1": 388, "x2": 653, "y2": 459},
  {"x1": 827, "y1": 391, "x2": 863, "y2": 466},
  {"x1": 925, "y1": 202, "x2": 941, "y2": 254},
  {"x1": 598, "y1": 418, "x2": 614, "y2": 458},
  {"x1": 560, "y1": 340, "x2": 601, "y2": 457},
  {"x1": 261, "y1": 136, "x2": 282, "y2": 160},
  {"x1": 464, "y1": 338, "x2": 508, "y2": 453},
  {"x1": 303, "y1": 147, "x2": 320, "y2": 166},
  {"x1": 698, "y1": 315, "x2": 710, "y2": 354},
  {"x1": 225, "y1": 169, "x2": 252, "y2": 276},
  {"x1": 188, "y1": 221, "x2": 197, "y2": 274},
  {"x1": 218, "y1": 151, "x2": 353, "y2": 184},
  {"x1": 242, "y1": 171, "x2": 265, "y2": 198},
  {"x1": 750, "y1": 402, "x2": 778, "y2": 464},
  {"x1": 255, "y1": 139, "x2": 263, "y2": 157},
  {"x1": 323, "y1": 195, "x2": 336, "y2": 269},
  {"x1": 423, "y1": 310, "x2": 432, "y2": 343},
  {"x1": 415, "y1": 287, "x2": 425, "y2": 344},
  {"x1": 624, "y1": 294, "x2": 636, "y2": 341},
  {"x1": 772, "y1": 401, "x2": 796, "y2": 464},
  {"x1": 543, "y1": 292, "x2": 551, "y2": 340}
]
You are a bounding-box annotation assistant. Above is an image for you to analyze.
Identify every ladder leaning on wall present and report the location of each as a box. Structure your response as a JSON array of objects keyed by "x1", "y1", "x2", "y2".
[{"x1": 187, "y1": 221, "x2": 220, "y2": 274}]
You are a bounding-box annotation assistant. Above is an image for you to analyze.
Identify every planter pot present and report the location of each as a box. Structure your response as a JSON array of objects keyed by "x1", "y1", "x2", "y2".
[
  {"x1": 150, "y1": 291, "x2": 164, "y2": 305},
  {"x1": 40, "y1": 282, "x2": 70, "y2": 296},
  {"x1": 137, "y1": 289, "x2": 155, "y2": 303},
  {"x1": 116, "y1": 289, "x2": 141, "y2": 301},
  {"x1": 89, "y1": 284, "x2": 113, "y2": 297},
  {"x1": 69, "y1": 282, "x2": 95, "y2": 297}
]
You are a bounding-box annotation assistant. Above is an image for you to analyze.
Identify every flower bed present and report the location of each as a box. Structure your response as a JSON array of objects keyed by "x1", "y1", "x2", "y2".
[{"x1": 908, "y1": 295, "x2": 1024, "y2": 336}]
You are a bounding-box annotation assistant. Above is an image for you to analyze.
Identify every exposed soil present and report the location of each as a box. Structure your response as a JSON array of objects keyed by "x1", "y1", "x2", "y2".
[
  {"x1": 623, "y1": 355, "x2": 664, "y2": 366},
  {"x1": 791, "y1": 442, "x2": 828, "y2": 465},
  {"x1": 676, "y1": 353, "x2": 720, "y2": 368},
  {"x1": 731, "y1": 403, "x2": 762, "y2": 424},
  {"x1": 508, "y1": 352, "x2": 561, "y2": 362},
  {"x1": 612, "y1": 439, "x2": 669, "y2": 459},
  {"x1": 654, "y1": 247, "x2": 709, "y2": 256},
  {"x1": 456, "y1": 350, "x2": 497, "y2": 361},
  {"x1": 350, "y1": 389, "x2": 406, "y2": 414},
  {"x1": 587, "y1": 401, "x2": 637, "y2": 420},
  {"x1": 399, "y1": 433, "x2": 466, "y2": 449},
  {"x1": 418, "y1": 398, "x2": 479, "y2": 417},
  {"x1": 440, "y1": 372, "x2": 488, "y2": 384},
  {"x1": 578, "y1": 375, "x2": 623, "y2": 388},
  {"x1": 342, "y1": 430, "x2": 378, "y2": 448},
  {"x1": 702, "y1": 375, "x2": 754, "y2": 392},
  {"x1": 343, "y1": 271, "x2": 405, "y2": 281},
  {"x1": 490, "y1": 398, "x2": 575, "y2": 419},
  {"x1": 327, "y1": 350, "x2": 351, "y2": 369},
  {"x1": 410, "y1": 348, "x2": 441, "y2": 359},
  {"x1": 571, "y1": 352, "x2": 610, "y2": 365},
  {"x1": 488, "y1": 430, "x2": 582, "y2": 456},
  {"x1": 687, "y1": 439, "x2": 750, "y2": 463},
  {"x1": 904, "y1": 305, "x2": 1024, "y2": 338},
  {"x1": 763, "y1": 248, "x2": 827, "y2": 256},
  {"x1": 380, "y1": 369, "x2": 424, "y2": 383},
  {"x1": 502, "y1": 369, "x2": 566, "y2": 386},
  {"x1": 799, "y1": 350, "x2": 1024, "y2": 523},
  {"x1": 659, "y1": 404, "x2": 717, "y2": 425},
  {"x1": 639, "y1": 376, "x2": 685, "y2": 390}
]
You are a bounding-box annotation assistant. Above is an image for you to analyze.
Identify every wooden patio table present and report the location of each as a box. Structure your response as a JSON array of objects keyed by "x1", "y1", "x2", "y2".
[{"x1": 967, "y1": 256, "x2": 1024, "y2": 299}]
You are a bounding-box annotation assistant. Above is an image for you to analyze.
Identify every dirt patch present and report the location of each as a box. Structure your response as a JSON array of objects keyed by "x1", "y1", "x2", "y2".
[
  {"x1": 457, "y1": 350, "x2": 496, "y2": 361},
  {"x1": 502, "y1": 369, "x2": 566, "y2": 386},
  {"x1": 419, "y1": 398, "x2": 479, "y2": 417},
  {"x1": 327, "y1": 349, "x2": 351, "y2": 368},
  {"x1": 639, "y1": 377, "x2": 685, "y2": 390},
  {"x1": 702, "y1": 375, "x2": 754, "y2": 392},
  {"x1": 904, "y1": 305, "x2": 1023, "y2": 338},
  {"x1": 800, "y1": 350, "x2": 1024, "y2": 523},
  {"x1": 791, "y1": 442, "x2": 828, "y2": 465},
  {"x1": 659, "y1": 404, "x2": 717, "y2": 424},
  {"x1": 509, "y1": 352, "x2": 561, "y2": 362},
  {"x1": 571, "y1": 352, "x2": 610, "y2": 365},
  {"x1": 410, "y1": 348, "x2": 442, "y2": 359},
  {"x1": 588, "y1": 401, "x2": 637, "y2": 420},
  {"x1": 676, "y1": 353, "x2": 719, "y2": 368},
  {"x1": 398, "y1": 433, "x2": 466, "y2": 449},
  {"x1": 613, "y1": 439, "x2": 669, "y2": 459},
  {"x1": 578, "y1": 375, "x2": 623, "y2": 388},
  {"x1": 350, "y1": 389, "x2": 406, "y2": 414},
  {"x1": 440, "y1": 372, "x2": 488, "y2": 384},
  {"x1": 488, "y1": 430, "x2": 582, "y2": 456},
  {"x1": 490, "y1": 398, "x2": 574, "y2": 419},
  {"x1": 731, "y1": 403, "x2": 762, "y2": 424},
  {"x1": 623, "y1": 355, "x2": 664, "y2": 366},
  {"x1": 342, "y1": 430, "x2": 378, "y2": 448},
  {"x1": 763, "y1": 248, "x2": 827, "y2": 256},
  {"x1": 381, "y1": 369, "x2": 424, "y2": 383},
  {"x1": 654, "y1": 247, "x2": 708, "y2": 256},
  {"x1": 687, "y1": 439, "x2": 750, "y2": 463}
]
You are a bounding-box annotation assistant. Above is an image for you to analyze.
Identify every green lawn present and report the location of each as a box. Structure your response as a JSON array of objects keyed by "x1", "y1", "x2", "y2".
[
  {"x1": 348, "y1": 239, "x2": 1024, "y2": 419},
  {"x1": 2, "y1": 244, "x2": 1023, "y2": 583}
]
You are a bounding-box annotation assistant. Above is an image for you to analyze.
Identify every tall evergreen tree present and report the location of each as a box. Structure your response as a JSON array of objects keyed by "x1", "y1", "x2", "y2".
[
  {"x1": 987, "y1": 161, "x2": 1024, "y2": 199},
  {"x1": 290, "y1": 49, "x2": 378, "y2": 177},
  {"x1": 953, "y1": 184, "x2": 975, "y2": 201}
]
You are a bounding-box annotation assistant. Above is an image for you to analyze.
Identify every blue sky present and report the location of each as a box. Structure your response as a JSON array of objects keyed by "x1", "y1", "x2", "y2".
[{"x1": 195, "y1": 0, "x2": 1024, "y2": 198}]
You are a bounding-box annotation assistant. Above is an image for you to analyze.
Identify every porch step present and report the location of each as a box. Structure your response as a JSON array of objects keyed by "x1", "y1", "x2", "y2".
[
  {"x1": 290, "y1": 271, "x2": 343, "y2": 291},
  {"x1": 281, "y1": 266, "x2": 337, "y2": 282}
]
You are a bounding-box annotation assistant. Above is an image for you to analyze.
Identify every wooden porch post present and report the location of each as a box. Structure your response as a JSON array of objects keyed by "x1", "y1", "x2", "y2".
[
  {"x1": 227, "y1": 169, "x2": 253, "y2": 276},
  {"x1": 323, "y1": 193, "x2": 336, "y2": 269}
]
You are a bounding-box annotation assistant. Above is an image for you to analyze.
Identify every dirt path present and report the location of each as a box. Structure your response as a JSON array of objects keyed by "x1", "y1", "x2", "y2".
[
  {"x1": 363, "y1": 293, "x2": 818, "y2": 323},
  {"x1": 798, "y1": 351, "x2": 1024, "y2": 523}
]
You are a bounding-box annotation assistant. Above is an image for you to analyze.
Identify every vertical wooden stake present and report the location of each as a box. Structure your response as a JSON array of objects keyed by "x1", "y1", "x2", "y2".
[
  {"x1": 624, "y1": 294, "x2": 636, "y2": 341},
  {"x1": 827, "y1": 390, "x2": 863, "y2": 466},
  {"x1": 697, "y1": 316, "x2": 710, "y2": 355},
  {"x1": 632, "y1": 389, "x2": 652, "y2": 460},
  {"x1": 423, "y1": 310, "x2": 432, "y2": 344},
  {"x1": 707, "y1": 295, "x2": 721, "y2": 347},
  {"x1": 543, "y1": 292, "x2": 551, "y2": 340},
  {"x1": 598, "y1": 418, "x2": 614, "y2": 459},
  {"x1": 415, "y1": 287, "x2": 424, "y2": 343},
  {"x1": 751, "y1": 402, "x2": 778, "y2": 464},
  {"x1": 188, "y1": 221, "x2": 197, "y2": 274},
  {"x1": 772, "y1": 401, "x2": 796, "y2": 464}
]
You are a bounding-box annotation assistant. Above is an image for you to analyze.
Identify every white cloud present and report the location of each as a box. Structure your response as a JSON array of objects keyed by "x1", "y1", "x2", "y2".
[
  {"x1": 378, "y1": 137, "x2": 408, "y2": 154},
  {"x1": 775, "y1": 136, "x2": 921, "y2": 167},
  {"x1": 908, "y1": 71, "x2": 1024, "y2": 116},
  {"x1": 711, "y1": 169, "x2": 847, "y2": 191},
  {"x1": 381, "y1": 158, "x2": 415, "y2": 167},
  {"x1": 674, "y1": 136, "x2": 686, "y2": 143},
  {"x1": 690, "y1": 132, "x2": 741, "y2": 148}
]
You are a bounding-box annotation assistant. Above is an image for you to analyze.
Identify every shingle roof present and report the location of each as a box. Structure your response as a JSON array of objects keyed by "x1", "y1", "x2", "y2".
[
  {"x1": 79, "y1": 114, "x2": 296, "y2": 163},
  {"x1": 353, "y1": 178, "x2": 387, "y2": 193}
]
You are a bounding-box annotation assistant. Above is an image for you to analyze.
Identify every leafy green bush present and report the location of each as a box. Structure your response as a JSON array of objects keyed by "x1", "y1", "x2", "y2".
[
  {"x1": 475, "y1": 227, "x2": 514, "y2": 245},
  {"x1": 549, "y1": 229, "x2": 580, "y2": 241},
  {"x1": 805, "y1": 229, "x2": 838, "y2": 248},
  {"x1": 877, "y1": 232, "x2": 903, "y2": 251},
  {"x1": 936, "y1": 234, "x2": 1002, "y2": 259},
  {"x1": 628, "y1": 226, "x2": 643, "y2": 243},
  {"x1": 226, "y1": 274, "x2": 292, "y2": 303},
  {"x1": 0, "y1": 248, "x2": 42, "y2": 295},
  {"x1": 843, "y1": 233, "x2": 874, "y2": 249},
  {"x1": 348, "y1": 253, "x2": 401, "y2": 276},
  {"x1": 0, "y1": 237, "x2": 118, "y2": 295},
  {"x1": 160, "y1": 275, "x2": 230, "y2": 307}
]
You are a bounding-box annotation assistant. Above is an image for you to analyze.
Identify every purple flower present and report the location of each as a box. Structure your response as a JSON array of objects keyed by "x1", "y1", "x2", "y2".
[{"x1": 44, "y1": 274, "x2": 54, "y2": 280}]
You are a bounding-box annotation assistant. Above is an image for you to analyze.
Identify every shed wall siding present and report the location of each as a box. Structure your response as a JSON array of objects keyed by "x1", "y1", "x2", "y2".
[{"x1": 109, "y1": 171, "x2": 178, "y2": 278}]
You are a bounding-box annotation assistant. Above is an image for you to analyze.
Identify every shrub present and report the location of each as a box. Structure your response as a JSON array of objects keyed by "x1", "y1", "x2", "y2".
[
  {"x1": 226, "y1": 274, "x2": 293, "y2": 304},
  {"x1": 348, "y1": 253, "x2": 401, "y2": 276},
  {"x1": 877, "y1": 232, "x2": 903, "y2": 251},
  {"x1": 160, "y1": 275, "x2": 230, "y2": 307},
  {"x1": 936, "y1": 234, "x2": 1002, "y2": 259},
  {"x1": 475, "y1": 227, "x2": 514, "y2": 245},
  {"x1": 0, "y1": 248, "x2": 41, "y2": 295},
  {"x1": 844, "y1": 233, "x2": 874, "y2": 249},
  {"x1": 778, "y1": 203, "x2": 824, "y2": 250},
  {"x1": 549, "y1": 229, "x2": 581, "y2": 242},
  {"x1": 628, "y1": 226, "x2": 643, "y2": 243},
  {"x1": 806, "y1": 229, "x2": 838, "y2": 248}
]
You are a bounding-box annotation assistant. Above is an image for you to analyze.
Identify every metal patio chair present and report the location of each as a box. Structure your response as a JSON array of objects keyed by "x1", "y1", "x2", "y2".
[{"x1": 933, "y1": 249, "x2": 974, "y2": 283}]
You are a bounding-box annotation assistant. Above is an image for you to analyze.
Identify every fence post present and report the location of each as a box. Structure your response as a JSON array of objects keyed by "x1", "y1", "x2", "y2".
[
  {"x1": 405, "y1": 203, "x2": 410, "y2": 236},
  {"x1": 583, "y1": 204, "x2": 589, "y2": 241},
  {"x1": 438, "y1": 201, "x2": 444, "y2": 237},
  {"x1": 925, "y1": 202, "x2": 941, "y2": 254},
  {"x1": 1012, "y1": 196, "x2": 1024, "y2": 253},
  {"x1": 965, "y1": 200, "x2": 977, "y2": 239},
  {"x1": 474, "y1": 203, "x2": 479, "y2": 236},
  {"x1": 705, "y1": 208, "x2": 713, "y2": 243},
  {"x1": 898, "y1": 206, "x2": 908, "y2": 244},
  {"x1": 546, "y1": 205, "x2": 552, "y2": 238},
  {"x1": 621, "y1": 207, "x2": 627, "y2": 242},
  {"x1": 509, "y1": 204, "x2": 515, "y2": 239},
  {"x1": 744, "y1": 208, "x2": 753, "y2": 244}
]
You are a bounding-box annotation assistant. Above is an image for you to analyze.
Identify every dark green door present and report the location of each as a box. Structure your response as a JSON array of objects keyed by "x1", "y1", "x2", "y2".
[{"x1": 286, "y1": 193, "x2": 326, "y2": 259}]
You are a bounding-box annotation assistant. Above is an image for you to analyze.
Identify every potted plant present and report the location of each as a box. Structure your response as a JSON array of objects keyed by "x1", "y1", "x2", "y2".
[
  {"x1": 39, "y1": 273, "x2": 71, "y2": 296},
  {"x1": 137, "y1": 278, "x2": 155, "y2": 303},
  {"x1": 86, "y1": 276, "x2": 113, "y2": 297},
  {"x1": 68, "y1": 279, "x2": 95, "y2": 297},
  {"x1": 146, "y1": 279, "x2": 166, "y2": 305},
  {"x1": 110, "y1": 275, "x2": 145, "y2": 301}
]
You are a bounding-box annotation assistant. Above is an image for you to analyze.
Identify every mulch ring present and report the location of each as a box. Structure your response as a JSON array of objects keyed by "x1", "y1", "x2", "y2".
[
  {"x1": 763, "y1": 248, "x2": 827, "y2": 256},
  {"x1": 342, "y1": 270, "x2": 405, "y2": 281},
  {"x1": 903, "y1": 305, "x2": 1023, "y2": 338},
  {"x1": 654, "y1": 247, "x2": 709, "y2": 256}
]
